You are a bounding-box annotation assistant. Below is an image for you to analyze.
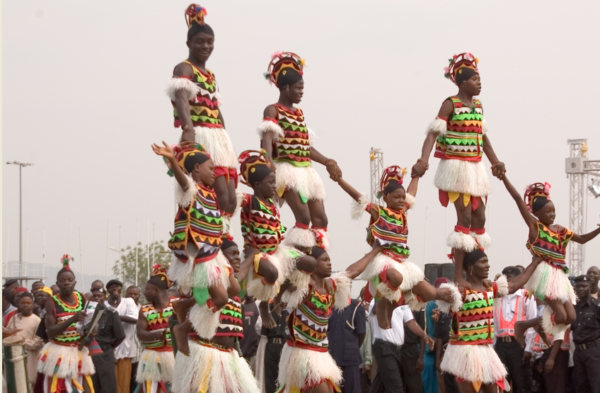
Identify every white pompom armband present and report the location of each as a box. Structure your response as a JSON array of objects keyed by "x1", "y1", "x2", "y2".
[
  {"x1": 427, "y1": 117, "x2": 447, "y2": 136},
  {"x1": 166, "y1": 77, "x2": 200, "y2": 101}
]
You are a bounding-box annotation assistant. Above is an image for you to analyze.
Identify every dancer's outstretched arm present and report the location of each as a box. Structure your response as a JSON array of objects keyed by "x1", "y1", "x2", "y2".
[
  {"x1": 406, "y1": 176, "x2": 420, "y2": 198},
  {"x1": 482, "y1": 135, "x2": 506, "y2": 178},
  {"x1": 345, "y1": 245, "x2": 383, "y2": 280},
  {"x1": 506, "y1": 256, "x2": 543, "y2": 294},
  {"x1": 336, "y1": 177, "x2": 378, "y2": 220},
  {"x1": 412, "y1": 99, "x2": 453, "y2": 178},
  {"x1": 311, "y1": 147, "x2": 341, "y2": 181},
  {"x1": 571, "y1": 224, "x2": 600, "y2": 244},
  {"x1": 502, "y1": 175, "x2": 538, "y2": 240},
  {"x1": 152, "y1": 142, "x2": 191, "y2": 191}
]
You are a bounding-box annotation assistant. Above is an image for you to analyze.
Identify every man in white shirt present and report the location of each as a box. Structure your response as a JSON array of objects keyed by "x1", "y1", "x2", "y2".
[
  {"x1": 493, "y1": 266, "x2": 538, "y2": 393},
  {"x1": 368, "y1": 301, "x2": 433, "y2": 393},
  {"x1": 106, "y1": 279, "x2": 139, "y2": 393}
]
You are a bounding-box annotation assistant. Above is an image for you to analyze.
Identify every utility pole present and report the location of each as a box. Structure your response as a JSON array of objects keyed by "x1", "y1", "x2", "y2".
[
  {"x1": 370, "y1": 148, "x2": 384, "y2": 204},
  {"x1": 6, "y1": 161, "x2": 34, "y2": 284}
]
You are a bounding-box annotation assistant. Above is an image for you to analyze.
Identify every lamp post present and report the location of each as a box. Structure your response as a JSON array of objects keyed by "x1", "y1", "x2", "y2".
[{"x1": 6, "y1": 161, "x2": 34, "y2": 283}]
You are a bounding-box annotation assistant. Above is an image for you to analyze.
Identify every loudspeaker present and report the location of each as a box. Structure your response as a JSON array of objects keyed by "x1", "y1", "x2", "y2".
[{"x1": 424, "y1": 263, "x2": 456, "y2": 283}]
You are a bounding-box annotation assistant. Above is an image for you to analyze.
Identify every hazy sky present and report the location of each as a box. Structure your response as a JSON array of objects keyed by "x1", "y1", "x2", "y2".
[{"x1": 3, "y1": 0, "x2": 600, "y2": 292}]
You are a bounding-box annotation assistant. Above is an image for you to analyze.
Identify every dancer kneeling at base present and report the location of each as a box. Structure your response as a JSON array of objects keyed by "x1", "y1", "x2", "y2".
[
  {"x1": 437, "y1": 250, "x2": 543, "y2": 393},
  {"x1": 500, "y1": 177, "x2": 600, "y2": 341},
  {"x1": 335, "y1": 166, "x2": 462, "y2": 328}
]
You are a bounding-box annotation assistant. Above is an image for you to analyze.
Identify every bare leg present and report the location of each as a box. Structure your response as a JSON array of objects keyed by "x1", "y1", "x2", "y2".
[
  {"x1": 307, "y1": 199, "x2": 328, "y2": 228},
  {"x1": 173, "y1": 320, "x2": 192, "y2": 356},
  {"x1": 546, "y1": 298, "x2": 568, "y2": 325},
  {"x1": 564, "y1": 300, "x2": 576, "y2": 324},
  {"x1": 283, "y1": 190, "x2": 311, "y2": 226},
  {"x1": 514, "y1": 317, "x2": 542, "y2": 347},
  {"x1": 470, "y1": 197, "x2": 486, "y2": 230},
  {"x1": 307, "y1": 381, "x2": 334, "y2": 393},
  {"x1": 457, "y1": 381, "x2": 498, "y2": 393},
  {"x1": 213, "y1": 176, "x2": 236, "y2": 215},
  {"x1": 376, "y1": 298, "x2": 397, "y2": 329},
  {"x1": 173, "y1": 297, "x2": 196, "y2": 324}
]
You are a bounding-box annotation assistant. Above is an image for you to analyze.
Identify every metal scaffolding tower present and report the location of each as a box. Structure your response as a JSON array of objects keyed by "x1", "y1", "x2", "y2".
[
  {"x1": 565, "y1": 139, "x2": 600, "y2": 275},
  {"x1": 370, "y1": 148, "x2": 384, "y2": 203}
]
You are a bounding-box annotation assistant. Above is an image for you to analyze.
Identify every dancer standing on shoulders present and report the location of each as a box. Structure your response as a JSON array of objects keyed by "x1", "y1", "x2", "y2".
[
  {"x1": 36, "y1": 255, "x2": 95, "y2": 393},
  {"x1": 257, "y1": 52, "x2": 342, "y2": 251},
  {"x1": 437, "y1": 250, "x2": 543, "y2": 393},
  {"x1": 135, "y1": 265, "x2": 178, "y2": 393},
  {"x1": 167, "y1": 4, "x2": 238, "y2": 236},
  {"x1": 334, "y1": 166, "x2": 462, "y2": 328},
  {"x1": 500, "y1": 177, "x2": 600, "y2": 339},
  {"x1": 411, "y1": 53, "x2": 505, "y2": 288},
  {"x1": 237, "y1": 150, "x2": 316, "y2": 327}
]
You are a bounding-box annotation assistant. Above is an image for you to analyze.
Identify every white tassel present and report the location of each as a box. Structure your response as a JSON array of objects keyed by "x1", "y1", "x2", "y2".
[
  {"x1": 434, "y1": 159, "x2": 492, "y2": 197},
  {"x1": 307, "y1": 128, "x2": 318, "y2": 146},
  {"x1": 175, "y1": 175, "x2": 196, "y2": 208},
  {"x1": 189, "y1": 303, "x2": 221, "y2": 340},
  {"x1": 541, "y1": 306, "x2": 568, "y2": 336},
  {"x1": 136, "y1": 350, "x2": 175, "y2": 383},
  {"x1": 282, "y1": 226, "x2": 316, "y2": 248},
  {"x1": 405, "y1": 193, "x2": 416, "y2": 210},
  {"x1": 193, "y1": 126, "x2": 238, "y2": 169},
  {"x1": 440, "y1": 344, "x2": 506, "y2": 384},
  {"x1": 427, "y1": 118, "x2": 447, "y2": 136},
  {"x1": 257, "y1": 120, "x2": 285, "y2": 139},
  {"x1": 37, "y1": 342, "x2": 95, "y2": 378},
  {"x1": 495, "y1": 275, "x2": 509, "y2": 297},
  {"x1": 278, "y1": 344, "x2": 342, "y2": 391},
  {"x1": 313, "y1": 228, "x2": 330, "y2": 251},
  {"x1": 376, "y1": 282, "x2": 403, "y2": 303},
  {"x1": 166, "y1": 77, "x2": 200, "y2": 101},
  {"x1": 471, "y1": 231, "x2": 492, "y2": 250},
  {"x1": 350, "y1": 195, "x2": 370, "y2": 221},
  {"x1": 282, "y1": 270, "x2": 311, "y2": 309},
  {"x1": 247, "y1": 276, "x2": 279, "y2": 302},
  {"x1": 236, "y1": 189, "x2": 247, "y2": 213},
  {"x1": 447, "y1": 231, "x2": 479, "y2": 252},
  {"x1": 482, "y1": 118, "x2": 489, "y2": 135},
  {"x1": 436, "y1": 283, "x2": 463, "y2": 313},
  {"x1": 332, "y1": 272, "x2": 352, "y2": 311},
  {"x1": 274, "y1": 162, "x2": 327, "y2": 202},
  {"x1": 405, "y1": 292, "x2": 428, "y2": 311},
  {"x1": 215, "y1": 91, "x2": 225, "y2": 107}
]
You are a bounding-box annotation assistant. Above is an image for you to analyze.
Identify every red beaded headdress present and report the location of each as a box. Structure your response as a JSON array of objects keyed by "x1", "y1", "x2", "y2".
[
  {"x1": 378, "y1": 166, "x2": 407, "y2": 198},
  {"x1": 263, "y1": 52, "x2": 305, "y2": 85},
  {"x1": 524, "y1": 182, "x2": 551, "y2": 213},
  {"x1": 444, "y1": 53, "x2": 479, "y2": 85},
  {"x1": 185, "y1": 4, "x2": 207, "y2": 28},
  {"x1": 60, "y1": 254, "x2": 74, "y2": 270},
  {"x1": 150, "y1": 264, "x2": 172, "y2": 288},
  {"x1": 238, "y1": 150, "x2": 272, "y2": 186}
]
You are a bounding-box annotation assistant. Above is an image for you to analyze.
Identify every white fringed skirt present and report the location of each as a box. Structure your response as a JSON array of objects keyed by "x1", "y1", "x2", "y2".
[
  {"x1": 440, "y1": 344, "x2": 506, "y2": 385},
  {"x1": 434, "y1": 159, "x2": 491, "y2": 197},
  {"x1": 194, "y1": 126, "x2": 237, "y2": 169},
  {"x1": 277, "y1": 344, "x2": 342, "y2": 392},
  {"x1": 525, "y1": 261, "x2": 575, "y2": 304},
  {"x1": 274, "y1": 162, "x2": 326, "y2": 202}
]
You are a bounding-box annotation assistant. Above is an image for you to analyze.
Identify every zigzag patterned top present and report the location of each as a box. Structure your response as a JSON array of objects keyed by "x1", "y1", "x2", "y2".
[
  {"x1": 450, "y1": 288, "x2": 498, "y2": 346},
  {"x1": 434, "y1": 96, "x2": 484, "y2": 162},
  {"x1": 140, "y1": 297, "x2": 179, "y2": 351},
  {"x1": 288, "y1": 282, "x2": 335, "y2": 353},
  {"x1": 214, "y1": 296, "x2": 244, "y2": 339},
  {"x1": 240, "y1": 193, "x2": 285, "y2": 254},
  {"x1": 172, "y1": 61, "x2": 222, "y2": 129},
  {"x1": 366, "y1": 203, "x2": 410, "y2": 261},
  {"x1": 272, "y1": 104, "x2": 311, "y2": 167},
  {"x1": 51, "y1": 291, "x2": 85, "y2": 346},
  {"x1": 526, "y1": 222, "x2": 573, "y2": 272},
  {"x1": 169, "y1": 182, "x2": 223, "y2": 263}
]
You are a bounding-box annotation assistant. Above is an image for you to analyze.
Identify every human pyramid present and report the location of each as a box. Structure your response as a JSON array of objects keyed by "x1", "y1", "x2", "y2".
[{"x1": 96, "y1": 4, "x2": 598, "y2": 393}]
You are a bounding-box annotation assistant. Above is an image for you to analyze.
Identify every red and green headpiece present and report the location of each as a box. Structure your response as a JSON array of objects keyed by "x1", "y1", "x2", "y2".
[
  {"x1": 163, "y1": 143, "x2": 210, "y2": 177},
  {"x1": 185, "y1": 4, "x2": 213, "y2": 40},
  {"x1": 238, "y1": 150, "x2": 273, "y2": 186},
  {"x1": 524, "y1": 182, "x2": 551, "y2": 213},
  {"x1": 264, "y1": 52, "x2": 305, "y2": 88},
  {"x1": 148, "y1": 264, "x2": 172, "y2": 290},
  {"x1": 444, "y1": 52, "x2": 479, "y2": 85},
  {"x1": 378, "y1": 166, "x2": 407, "y2": 198}
]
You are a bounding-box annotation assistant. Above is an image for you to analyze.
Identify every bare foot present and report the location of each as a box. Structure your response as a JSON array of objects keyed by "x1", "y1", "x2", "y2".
[
  {"x1": 533, "y1": 324, "x2": 552, "y2": 347},
  {"x1": 173, "y1": 320, "x2": 192, "y2": 356},
  {"x1": 514, "y1": 321, "x2": 527, "y2": 347}
]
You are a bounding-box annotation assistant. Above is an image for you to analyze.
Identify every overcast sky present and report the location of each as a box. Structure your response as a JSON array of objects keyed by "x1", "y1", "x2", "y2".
[{"x1": 3, "y1": 0, "x2": 600, "y2": 292}]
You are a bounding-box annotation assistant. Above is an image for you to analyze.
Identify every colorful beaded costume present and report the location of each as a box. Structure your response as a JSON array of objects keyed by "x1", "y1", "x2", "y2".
[
  {"x1": 214, "y1": 297, "x2": 244, "y2": 339},
  {"x1": 434, "y1": 97, "x2": 484, "y2": 162}
]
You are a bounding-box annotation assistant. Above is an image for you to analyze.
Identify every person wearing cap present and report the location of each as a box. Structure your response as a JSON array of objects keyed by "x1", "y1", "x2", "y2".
[
  {"x1": 34, "y1": 287, "x2": 53, "y2": 342},
  {"x1": 587, "y1": 266, "x2": 600, "y2": 299},
  {"x1": 4, "y1": 287, "x2": 27, "y2": 326},
  {"x1": 571, "y1": 274, "x2": 600, "y2": 393},
  {"x1": 3, "y1": 278, "x2": 19, "y2": 296},
  {"x1": 493, "y1": 266, "x2": 537, "y2": 393},
  {"x1": 106, "y1": 278, "x2": 139, "y2": 393}
]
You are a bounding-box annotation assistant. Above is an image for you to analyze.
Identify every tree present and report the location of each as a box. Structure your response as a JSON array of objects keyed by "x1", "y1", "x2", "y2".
[{"x1": 112, "y1": 241, "x2": 171, "y2": 292}]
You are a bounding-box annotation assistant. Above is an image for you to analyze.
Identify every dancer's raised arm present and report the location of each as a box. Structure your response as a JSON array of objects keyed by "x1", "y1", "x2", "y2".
[
  {"x1": 345, "y1": 245, "x2": 384, "y2": 280},
  {"x1": 482, "y1": 135, "x2": 505, "y2": 178},
  {"x1": 501, "y1": 174, "x2": 537, "y2": 238},
  {"x1": 152, "y1": 142, "x2": 191, "y2": 191},
  {"x1": 571, "y1": 224, "x2": 600, "y2": 244},
  {"x1": 505, "y1": 256, "x2": 543, "y2": 294}
]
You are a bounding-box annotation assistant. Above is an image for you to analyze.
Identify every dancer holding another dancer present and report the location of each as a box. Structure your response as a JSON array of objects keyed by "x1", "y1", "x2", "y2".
[
  {"x1": 499, "y1": 177, "x2": 600, "y2": 339},
  {"x1": 334, "y1": 166, "x2": 462, "y2": 327},
  {"x1": 437, "y1": 250, "x2": 543, "y2": 393},
  {"x1": 257, "y1": 52, "x2": 342, "y2": 251},
  {"x1": 411, "y1": 53, "x2": 505, "y2": 287},
  {"x1": 167, "y1": 4, "x2": 238, "y2": 236}
]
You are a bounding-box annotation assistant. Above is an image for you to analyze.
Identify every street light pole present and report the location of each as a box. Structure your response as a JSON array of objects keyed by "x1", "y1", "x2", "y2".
[{"x1": 7, "y1": 161, "x2": 33, "y2": 283}]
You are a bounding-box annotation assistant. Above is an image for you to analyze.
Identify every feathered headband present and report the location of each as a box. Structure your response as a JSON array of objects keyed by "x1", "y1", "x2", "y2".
[
  {"x1": 185, "y1": 4, "x2": 207, "y2": 27},
  {"x1": 238, "y1": 150, "x2": 273, "y2": 186},
  {"x1": 163, "y1": 143, "x2": 210, "y2": 177},
  {"x1": 444, "y1": 52, "x2": 479, "y2": 85},
  {"x1": 263, "y1": 51, "x2": 305, "y2": 87},
  {"x1": 378, "y1": 166, "x2": 407, "y2": 198},
  {"x1": 61, "y1": 254, "x2": 74, "y2": 270},
  {"x1": 524, "y1": 182, "x2": 551, "y2": 213}
]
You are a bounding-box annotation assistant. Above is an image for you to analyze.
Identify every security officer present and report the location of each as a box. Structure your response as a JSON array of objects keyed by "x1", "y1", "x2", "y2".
[
  {"x1": 328, "y1": 298, "x2": 366, "y2": 393},
  {"x1": 571, "y1": 274, "x2": 600, "y2": 393}
]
